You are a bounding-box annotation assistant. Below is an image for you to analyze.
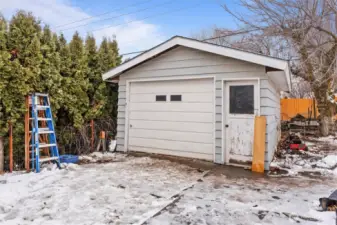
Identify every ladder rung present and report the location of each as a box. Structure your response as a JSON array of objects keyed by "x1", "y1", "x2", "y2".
[
  {"x1": 30, "y1": 118, "x2": 52, "y2": 121},
  {"x1": 36, "y1": 105, "x2": 50, "y2": 110},
  {"x1": 39, "y1": 156, "x2": 59, "y2": 162},
  {"x1": 35, "y1": 93, "x2": 49, "y2": 97},
  {"x1": 30, "y1": 129, "x2": 54, "y2": 134},
  {"x1": 39, "y1": 143, "x2": 56, "y2": 148}
]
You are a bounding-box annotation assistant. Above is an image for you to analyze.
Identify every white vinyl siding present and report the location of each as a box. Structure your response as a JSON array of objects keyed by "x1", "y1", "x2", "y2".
[
  {"x1": 116, "y1": 46, "x2": 280, "y2": 169},
  {"x1": 260, "y1": 79, "x2": 281, "y2": 170},
  {"x1": 127, "y1": 79, "x2": 214, "y2": 160}
]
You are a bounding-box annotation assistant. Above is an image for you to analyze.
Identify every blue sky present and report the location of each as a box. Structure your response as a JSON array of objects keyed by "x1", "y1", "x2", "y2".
[{"x1": 0, "y1": 0, "x2": 243, "y2": 55}]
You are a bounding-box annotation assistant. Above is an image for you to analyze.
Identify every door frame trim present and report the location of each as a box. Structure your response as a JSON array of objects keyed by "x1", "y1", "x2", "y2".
[
  {"x1": 124, "y1": 75, "x2": 216, "y2": 162},
  {"x1": 221, "y1": 77, "x2": 261, "y2": 164}
]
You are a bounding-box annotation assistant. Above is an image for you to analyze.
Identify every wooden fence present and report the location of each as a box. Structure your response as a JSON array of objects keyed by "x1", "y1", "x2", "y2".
[{"x1": 281, "y1": 98, "x2": 318, "y2": 121}]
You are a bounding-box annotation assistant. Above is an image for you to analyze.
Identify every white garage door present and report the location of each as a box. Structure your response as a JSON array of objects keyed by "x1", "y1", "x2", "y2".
[{"x1": 127, "y1": 78, "x2": 214, "y2": 160}]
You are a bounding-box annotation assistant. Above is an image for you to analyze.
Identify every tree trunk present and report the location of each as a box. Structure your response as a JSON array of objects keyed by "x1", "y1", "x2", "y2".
[
  {"x1": 0, "y1": 136, "x2": 3, "y2": 173},
  {"x1": 314, "y1": 85, "x2": 332, "y2": 137},
  {"x1": 320, "y1": 116, "x2": 330, "y2": 136}
]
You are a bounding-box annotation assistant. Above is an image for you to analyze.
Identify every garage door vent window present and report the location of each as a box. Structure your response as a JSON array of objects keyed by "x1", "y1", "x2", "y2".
[
  {"x1": 230, "y1": 85, "x2": 254, "y2": 114},
  {"x1": 156, "y1": 95, "x2": 166, "y2": 101},
  {"x1": 170, "y1": 95, "x2": 182, "y2": 101}
]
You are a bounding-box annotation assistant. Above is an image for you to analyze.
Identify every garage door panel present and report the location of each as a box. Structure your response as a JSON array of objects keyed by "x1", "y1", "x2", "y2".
[
  {"x1": 129, "y1": 102, "x2": 213, "y2": 113},
  {"x1": 130, "y1": 79, "x2": 213, "y2": 94},
  {"x1": 129, "y1": 137, "x2": 213, "y2": 154},
  {"x1": 128, "y1": 146, "x2": 213, "y2": 161},
  {"x1": 130, "y1": 92, "x2": 213, "y2": 103},
  {"x1": 128, "y1": 78, "x2": 214, "y2": 161},
  {"x1": 129, "y1": 120, "x2": 213, "y2": 133},
  {"x1": 129, "y1": 129, "x2": 213, "y2": 144},
  {"x1": 129, "y1": 111, "x2": 213, "y2": 123}
]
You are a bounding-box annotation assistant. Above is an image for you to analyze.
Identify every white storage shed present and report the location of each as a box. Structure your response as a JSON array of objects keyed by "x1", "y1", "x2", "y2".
[{"x1": 103, "y1": 36, "x2": 291, "y2": 170}]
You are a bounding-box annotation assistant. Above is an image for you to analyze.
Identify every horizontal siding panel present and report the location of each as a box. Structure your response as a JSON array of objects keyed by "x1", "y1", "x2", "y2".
[
  {"x1": 129, "y1": 129, "x2": 212, "y2": 144},
  {"x1": 118, "y1": 98, "x2": 126, "y2": 106},
  {"x1": 116, "y1": 131, "x2": 124, "y2": 138},
  {"x1": 215, "y1": 114, "x2": 222, "y2": 122},
  {"x1": 129, "y1": 102, "x2": 213, "y2": 113},
  {"x1": 130, "y1": 79, "x2": 212, "y2": 94},
  {"x1": 136, "y1": 63, "x2": 263, "y2": 73},
  {"x1": 129, "y1": 146, "x2": 213, "y2": 161},
  {"x1": 129, "y1": 120, "x2": 213, "y2": 133},
  {"x1": 215, "y1": 80, "x2": 222, "y2": 89},
  {"x1": 260, "y1": 107, "x2": 278, "y2": 116},
  {"x1": 216, "y1": 106, "x2": 221, "y2": 114},
  {"x1": 116, "y1": 145, "x2": 124, "y2": 152},
  {"x1": 259, "y1": 79, "x2": 270, "y2": 88},
  {"x1": 116, "y1": 139, "x2": 124, "y2": 145},
  {"x1": 117, "y1": 125, "x2": 125, "y2": 132},
  {"x1": 215, "y1": 122, "x2": 222, "y2": 131},
  {"x1": 215, "y1": 131, "x2": 222, "y2": 139},
  {"x1": 215, "y1": 146, "x2": 222, "y2": 155},
  {"x1": 261, "y1": 97, "x2": 279, "y2": 108},
  {"x1": 122, "y1": 65, "x2": 264, "y2": 79},
  {"x1": 215, "y1": 138, "x2": 221, "y2": 147},
  {"x1": 137, "y1": 60, "x2": 262, "y2": 71},
  {"x1": 215, "y1": 97, "x2": 222, "y2": 106},
  {"x1": 119, "y1": 85, "x2": 126, "y2": 92},
  {"x1": 117, "y1": 111, "x2": 125, "y2": 119},
  {"x1": 119, "y1": 91, "x2": 126, "y2": 99},
  {"x1": 117, "y1": 118, "x2": 125, "y2": 125},
  {"x1": 129, "y1": 111, "x2": 212, "y2": 123},
  {"x1": 215, "y1": 71, "x2": 266, "y2": 80},
  {"x1": 118, "y1": 105, "x2": 125, "y2": 112},
  {"x1": 129, "y1": 137, "x2": 213, "y2": 154},
  {"x1": 130, "y1": 92, "x2": 213, "y2": 103}
]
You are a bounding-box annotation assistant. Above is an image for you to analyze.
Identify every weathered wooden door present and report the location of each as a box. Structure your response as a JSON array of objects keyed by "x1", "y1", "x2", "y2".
[{"x1": 224, "y1": 80, "x2": 258, "y2": 164}]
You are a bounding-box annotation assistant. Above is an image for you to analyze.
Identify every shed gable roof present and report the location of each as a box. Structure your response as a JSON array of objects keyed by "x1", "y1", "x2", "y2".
[{"x1": 103, "y1": 36, "x2": 291, "y2": 91}]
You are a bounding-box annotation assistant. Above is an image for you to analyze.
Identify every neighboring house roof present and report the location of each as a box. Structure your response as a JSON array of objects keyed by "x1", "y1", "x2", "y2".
[{"x1": 103, "y1": 36, "x2": 291, "y2": 91}]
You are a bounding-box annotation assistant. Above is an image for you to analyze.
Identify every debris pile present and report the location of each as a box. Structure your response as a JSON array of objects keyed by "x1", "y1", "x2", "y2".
[{"x1": 271, "y1": 133, "x2": 337, "y2": 177}]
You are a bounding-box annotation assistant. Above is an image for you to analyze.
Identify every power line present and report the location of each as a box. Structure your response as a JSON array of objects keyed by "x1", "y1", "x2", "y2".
[
  {"x1": 59, "y1": 0, "x2": 175, "y2": 32},
  {"x1": 90, "y1": 2, "x2": 205, "y2": 33},
  {"x1": 53, "y1": 0, "x2": 153, "y2": 29},
  {"x1": 119, "y1": 29, "x2": 262, "y2": 56}
]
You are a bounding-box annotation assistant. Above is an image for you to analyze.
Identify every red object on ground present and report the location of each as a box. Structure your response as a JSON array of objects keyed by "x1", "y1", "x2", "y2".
[{"x1": 289, "y1": 143, "x2": 307, "y2": 150}]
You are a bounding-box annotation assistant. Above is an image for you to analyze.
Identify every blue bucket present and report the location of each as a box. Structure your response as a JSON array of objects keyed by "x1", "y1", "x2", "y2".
[{"x1": 59, "y1": 155, "x2": 79, "y2": 164}]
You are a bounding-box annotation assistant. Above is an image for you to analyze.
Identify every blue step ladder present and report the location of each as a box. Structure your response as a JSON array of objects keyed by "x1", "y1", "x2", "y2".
[{"x1": 29, "y1": 93, "x2": 60, "y2": 172}]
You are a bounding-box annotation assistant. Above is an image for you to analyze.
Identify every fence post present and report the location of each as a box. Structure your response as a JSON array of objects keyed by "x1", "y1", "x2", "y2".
[
  {"x1": 90, "y1": 120, "x2": 94, "y2": 152},
  {"x1": 9, "y1": 121, "x2": 13, "y2": 172}
]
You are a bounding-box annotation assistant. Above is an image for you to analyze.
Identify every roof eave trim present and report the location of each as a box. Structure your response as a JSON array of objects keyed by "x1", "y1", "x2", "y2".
[{"x1": 103, "y1": 36, "x2": 289, "y2": 81}]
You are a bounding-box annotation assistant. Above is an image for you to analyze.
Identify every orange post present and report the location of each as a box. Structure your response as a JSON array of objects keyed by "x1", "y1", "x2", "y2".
[
  {"x1": 90, "y1": 120, "x2": 94, "y2": 152},
  {"x1": 24, "y1": 96, "x2": 30, "y2": 171},
  {"x1": 9, "y1": 122, "x2": 13, "y2": 172},
  {"x1": 252, "y1": 116, "x2": 266, "y2": 173}
]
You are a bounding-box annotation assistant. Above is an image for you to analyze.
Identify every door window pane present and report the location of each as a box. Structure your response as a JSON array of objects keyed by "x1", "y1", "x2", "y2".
[{"x1": 230, "y1": 85, "x2": 254, "y2": 114}]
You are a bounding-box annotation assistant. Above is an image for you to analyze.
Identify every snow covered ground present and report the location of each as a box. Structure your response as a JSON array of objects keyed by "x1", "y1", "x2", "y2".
[
  {"x1": 0, "y1": 154, "x2": 336, "y2": 225},
  {"x1": 270, "y1": 134, "x2": 337, "y2": 177}
]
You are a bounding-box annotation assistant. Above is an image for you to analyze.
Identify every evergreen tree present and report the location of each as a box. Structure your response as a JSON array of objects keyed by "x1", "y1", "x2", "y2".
[
  {"x1": 0, "y1": 14, "x2": 26, "y2": 170},
  {"x1": 98, "y1": 37, "x2": 121, "y2": 127},
  {"x1": 8, "y1": 11, "x2": 42, "y2": 91},
  {"x1": 40, "y1": 26, "x2": 62, "y2": 110},
  {"x1": 85, "y1": 34, "x2": 106, "y2": 120},
  {"x1": 63, "y1": 31, "x2": 89, "y2": 128},
  {"x1": 108, "y1": 37, "x2": 122, "y2": 66},
  {"x1": 98, "y1": 37, "x2": 115, "y2": 72}
]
